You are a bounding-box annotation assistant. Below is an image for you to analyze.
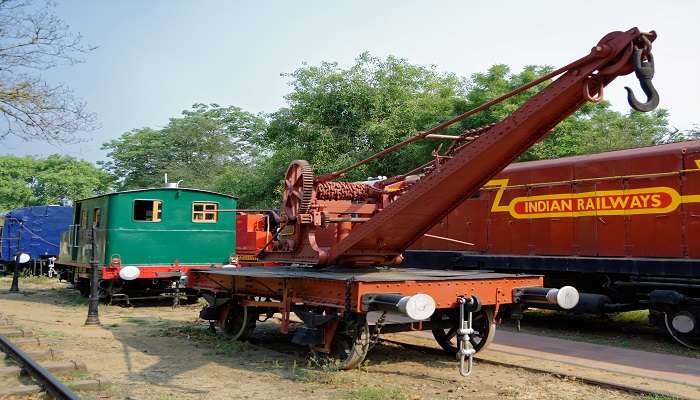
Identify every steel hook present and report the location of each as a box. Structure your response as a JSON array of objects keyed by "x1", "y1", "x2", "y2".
[{"x1": 624, "y1": 46, "x2": 659, "y2": 112}]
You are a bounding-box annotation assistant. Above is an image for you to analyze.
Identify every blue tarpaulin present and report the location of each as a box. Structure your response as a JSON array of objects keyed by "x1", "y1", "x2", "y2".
[{"x1": 0, "y1": 206, "x2": 72, "y2": 263}]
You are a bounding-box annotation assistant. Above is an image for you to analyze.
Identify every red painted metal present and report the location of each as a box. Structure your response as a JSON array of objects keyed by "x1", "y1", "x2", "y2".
[
  {"x1": 100, "y1": 265, "x2": 218, "y2": 280},
  {"x1": 187, "y1": 270, "x2": 542, "y2": 311},
  {"x1": 236, "y1": 213, "x2": 272, "y2": 255},
  {"x1": 59, "y1": 260, "x2": 221, "y2": 280},
  {"x1": 260, "y1": 28, "x2": 658, "y2": 267},
  {"x1": 411, "y1": 140, "x2": 700, "y2": 258}
]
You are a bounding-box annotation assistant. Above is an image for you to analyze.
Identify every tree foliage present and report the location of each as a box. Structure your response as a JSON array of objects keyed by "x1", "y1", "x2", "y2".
[
  {"x1": 99, "y1": 103, "x2": 267, "y2": 202},
  {"x1": 264, "y1": 53, "x2": 470, "y2": 183},
  {"x1": 0, "y1": 154, "x2": 112, "y2": 211},
  {"x1": 0, "y1": 0, "x2": 97, "y2": 142},
  {"x1": 451, "y1": 64, "x2": 672, "y2": 160},
  {"x1": 100, "y1": 55, "x2": 677, "y2": 209}
]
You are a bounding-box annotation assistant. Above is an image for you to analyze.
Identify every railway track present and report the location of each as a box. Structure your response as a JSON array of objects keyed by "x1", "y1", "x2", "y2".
[{"x1": 0, "y1": 314, "x2": 107, "y2": 399}]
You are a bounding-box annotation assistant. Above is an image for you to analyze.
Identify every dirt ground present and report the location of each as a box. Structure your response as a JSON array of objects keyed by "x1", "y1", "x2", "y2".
[{"x1": 0, "y1": 277, "x2": 648, "y2": 400}]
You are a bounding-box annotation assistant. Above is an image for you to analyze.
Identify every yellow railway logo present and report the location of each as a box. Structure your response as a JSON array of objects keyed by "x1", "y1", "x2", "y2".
[{"x1": 485, "y1": 160, "x2": 700, "y2": 219}]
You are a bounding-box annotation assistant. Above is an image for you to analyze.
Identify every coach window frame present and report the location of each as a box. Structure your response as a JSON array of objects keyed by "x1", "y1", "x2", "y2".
[
  {"x1": 80, "y1": 208, "x2": 89, "y2": 228},
  {"x1": 133, "y1": 199, "x2": 163, "y2": 222},
  {"x1": 93, "y1": 208, "x2": 101, "y2": 228},
  {"x1": 192, "y1": 201, "x2": 219, "y2": 223}
]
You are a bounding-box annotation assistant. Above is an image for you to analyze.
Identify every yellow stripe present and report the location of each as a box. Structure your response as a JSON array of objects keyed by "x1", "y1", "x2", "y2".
[
  {"x1": 681, "y1": 195, "x2": 700, "y2": 203},
  {"x1": 484, "y1": 159, "x2": 700, "y2": 219},
  {"x1": 484, "y1": 179, "x2": 510, "y2": 212}
]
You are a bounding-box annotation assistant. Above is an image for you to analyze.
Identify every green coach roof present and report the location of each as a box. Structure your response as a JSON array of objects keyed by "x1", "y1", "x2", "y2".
[{"x1": 76, "y1": 187, "x2": 238, "y2": 202}]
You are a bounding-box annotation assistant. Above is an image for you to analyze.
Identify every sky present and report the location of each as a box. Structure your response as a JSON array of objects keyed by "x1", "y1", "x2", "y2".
[{"x1": 2, "y1": 0, "x2": 699, "y2": 163}]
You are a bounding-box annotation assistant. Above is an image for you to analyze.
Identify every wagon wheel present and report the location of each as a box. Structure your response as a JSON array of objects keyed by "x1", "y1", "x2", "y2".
[
  {"x1": 651, "y1": 307, "x2": 700, "y2": 350},
  {"x1": 282, "y1": 160, "x2": 313, "y2": 221},
  {"x1": 431, "y1": 307, "x2": 495, "y2": 354},
  {"x1": 329, "y1": 316, "x2": 370, "y2": 370},
  {"x1": 224, "y1": 305, "x2": 257, "y2": 341}
]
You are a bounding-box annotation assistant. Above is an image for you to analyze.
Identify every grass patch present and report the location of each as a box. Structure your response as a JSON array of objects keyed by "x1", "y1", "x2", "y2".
[
  {"x1": 211, "y1": 339, "x2": 251, "y2": 355},
  {"x1": 158, "y1": 322, "x2": 251, "y2": 355},
  {"x1": 638, "y1": 395, "x2": 681, "y2": 400},
  {"x1": 61, "y1": 370, "x2": 92, "y2": 381},
  {"x1": 158, "y1": 322, "x2": 216, "y2": 340},
  {"x1": 0, "y1": 275, "x2": 66, "y2": 289},
  {"x1": 122, "y1": 316, "x2": 159, "y2": 325},
  {"x1": 52, "y1": 289, "x2": 89, "y2": 307},
  {"x1": 497, "y1": 388, "x2": 519, "y2": 398},
  {"x1": 31, "y1": 327, "x2": 68, "y2": 339},
  {"x1": 289, "y1": 355, "x2": 345, "y2": 385},
  {"x1": 344, "y1": 387, "x2": 406, "y2": 400},
  {"x1": 611, "y1": 310, "x2": 649, "y2": 324},
  {"x1": 19, "y1": 275, "x2": 56, "y2": 284}
]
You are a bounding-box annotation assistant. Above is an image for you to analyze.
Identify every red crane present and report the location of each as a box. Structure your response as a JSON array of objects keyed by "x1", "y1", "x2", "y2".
[
  {"x1": 189, "y1": 28, "x2": 659, "y2": 376},
  {"x1": 261, "y1": 28, "x2": 658, "y2": 267}
]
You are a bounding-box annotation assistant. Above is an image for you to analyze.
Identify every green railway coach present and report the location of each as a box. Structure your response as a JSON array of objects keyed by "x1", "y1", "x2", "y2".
[{"x1": 58, "y1": 186, "x2": 237, "y2": 301}]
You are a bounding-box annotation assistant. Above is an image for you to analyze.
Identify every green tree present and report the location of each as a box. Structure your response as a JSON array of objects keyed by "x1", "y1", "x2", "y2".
[
  {"x1": 457, "y1": 64, "x2": 671, "y2": 160},
  {"x1": 99, "y1": 56, "x2": 676, "y2": 209},
  {"x1": 254, "y1": 56, "x2": 670, "y2": 208},
  {"x1": 0, "y1": 155, "x2": 35, "y2": 210},
  {"x1": 0, "y1": 155, "x2": 111, "y2": 211},
  {"x1": 263, "y1": 53, "x2": 470, "y2": 184},
  {"x1": 100, "y1": 103, "x2": 267, "y2": 191}
]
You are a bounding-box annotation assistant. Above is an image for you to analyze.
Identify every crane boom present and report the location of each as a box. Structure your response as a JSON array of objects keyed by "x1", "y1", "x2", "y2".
[{"x1": 261, "y1": 28, "x2": 659, "y2": 266}]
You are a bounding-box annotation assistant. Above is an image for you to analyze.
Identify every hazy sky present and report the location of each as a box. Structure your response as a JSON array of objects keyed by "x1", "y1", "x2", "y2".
[{"x1": 3, "y1": 0, "x2": 699, "y2": 163}]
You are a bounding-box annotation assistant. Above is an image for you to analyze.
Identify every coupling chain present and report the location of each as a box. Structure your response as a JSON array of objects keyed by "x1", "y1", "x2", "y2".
[{"x1": 369, "y1": 311, "x2": 387, "y2": 349}]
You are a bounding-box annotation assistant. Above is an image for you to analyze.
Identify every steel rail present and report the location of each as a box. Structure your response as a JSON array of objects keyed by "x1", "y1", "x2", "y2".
[{"x1": 0, "y1": 333, "x2": 80, "y2": 400}]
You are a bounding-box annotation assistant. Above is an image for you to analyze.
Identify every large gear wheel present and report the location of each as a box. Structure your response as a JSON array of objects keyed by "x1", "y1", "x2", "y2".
[{"x1": 282, "y1": 160, "x2": 314, "y2": 221}]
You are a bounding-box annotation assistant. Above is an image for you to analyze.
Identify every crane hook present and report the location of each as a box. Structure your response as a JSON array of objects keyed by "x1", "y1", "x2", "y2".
[{"x1": 624, "y1": 45, "x2": 659, "y2": 112}]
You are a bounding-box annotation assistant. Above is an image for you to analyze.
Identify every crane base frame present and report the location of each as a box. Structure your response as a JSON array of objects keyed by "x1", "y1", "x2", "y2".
[{"x1": 187, "y1": 266, "x2": 542, "y2": 370}]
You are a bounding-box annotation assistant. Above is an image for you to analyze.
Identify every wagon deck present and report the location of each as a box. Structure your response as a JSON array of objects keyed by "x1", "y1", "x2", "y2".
[{"x1": 188, "y1": 266, "x2": 543, "y2": 311}]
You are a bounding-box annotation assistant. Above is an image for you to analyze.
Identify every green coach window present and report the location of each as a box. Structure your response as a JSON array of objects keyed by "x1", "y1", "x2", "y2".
[
  {"x1": 93, "y1": 209, "x2": 101, "y2": 228},
  {"x1": 80, "y1": 208, "x2": 88, "y2": 227},
  {"x1": 134, "y1": 200, "x2": 162, "y2": 222},
  {"x1": 193, "y1": 202, "x2": 218, "y2": 223}
]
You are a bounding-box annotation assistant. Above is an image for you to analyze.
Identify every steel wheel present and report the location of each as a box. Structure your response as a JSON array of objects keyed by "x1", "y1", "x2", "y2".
[
  {"x1": 224, "y1": 305, "x2": 256, "y2": 341},
  {"x1": 329, "y1": 317, "x2": 370, "y2": 370},
  {"x1": 282, "y1": 160, "x2": 313, "y2": 221},
  {"x1": 431, "y1": 307, "x2": 495, "y2": 354},
  {"x1": 653, "y1": 307, "x2": 700, "y2": 350}
]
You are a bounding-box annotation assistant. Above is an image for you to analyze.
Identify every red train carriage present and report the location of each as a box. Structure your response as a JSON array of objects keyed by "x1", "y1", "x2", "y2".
[{"x1": 406, "y1": 140, "x2": 700, "y2": 348}]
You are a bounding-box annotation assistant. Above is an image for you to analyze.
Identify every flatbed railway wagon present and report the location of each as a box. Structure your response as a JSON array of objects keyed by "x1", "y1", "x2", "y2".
[
  {"x1": 189, "y1": 28, "x2": 660, "y2": 375},
  {"x1": 405, "y1": 140, "x2": 700, "y2": 348},
  {"x1": 57, "y1": 186, "x2": 237, "y2": 303},
  {"x1": 0, "y1": 205, "x2": 72, "y2": 276}
]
